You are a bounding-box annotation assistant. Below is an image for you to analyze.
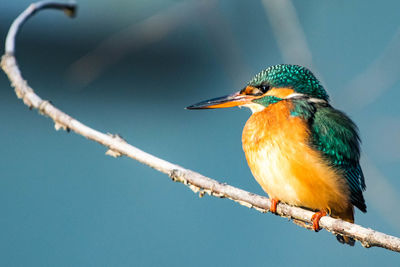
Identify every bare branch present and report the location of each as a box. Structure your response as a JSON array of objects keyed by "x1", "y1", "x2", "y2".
[
  {"x1": 5, "y1": 0, "x2": 76, "y2": 55},
  {"x1": 2, "y1": 1, "x2": 400, "y2": 253}
]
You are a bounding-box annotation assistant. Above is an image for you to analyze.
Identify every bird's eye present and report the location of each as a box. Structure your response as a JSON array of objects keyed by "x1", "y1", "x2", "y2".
[
  {"x1": 240, "y1": 85, "x2": 269, "y2": 96},
  {"x1": 259, "y1": 84, "x2": 270, "y2": 93}
]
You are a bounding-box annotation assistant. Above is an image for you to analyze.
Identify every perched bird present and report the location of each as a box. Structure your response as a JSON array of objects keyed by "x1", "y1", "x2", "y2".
[{"x1": 187, "y1": 64, "x2": 366, "y2": 245}]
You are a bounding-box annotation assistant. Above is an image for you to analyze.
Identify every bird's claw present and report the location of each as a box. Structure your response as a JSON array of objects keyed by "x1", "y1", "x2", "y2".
[
  {"x1": 311, "y1": 211, "x2": 327, "y2": 232},
  {"x1": 270, "y1": 198, "x2": 279, "y2": 214}
]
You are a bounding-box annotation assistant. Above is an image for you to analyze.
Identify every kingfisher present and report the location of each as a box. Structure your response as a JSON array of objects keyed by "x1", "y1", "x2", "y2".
[{"x1": 187, "y1": 64, "x2": 366, "y2": 245}]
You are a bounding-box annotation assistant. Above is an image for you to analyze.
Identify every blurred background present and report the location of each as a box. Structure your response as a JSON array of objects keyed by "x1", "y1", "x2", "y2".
[{"x1": 1, "y1": 0, "x2": 400, "y2": 266}]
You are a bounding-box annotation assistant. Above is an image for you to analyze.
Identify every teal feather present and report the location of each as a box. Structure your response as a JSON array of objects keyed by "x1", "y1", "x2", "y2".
[
  {"x1": 290, "y1": 99, "x2": 367, "y2": 212},
  {"x1": 310, "y1": 104, "x2": 366, "y2": 212},
  {"x1": 253, "y1": 95, "x2": 282, "y2": 107}
]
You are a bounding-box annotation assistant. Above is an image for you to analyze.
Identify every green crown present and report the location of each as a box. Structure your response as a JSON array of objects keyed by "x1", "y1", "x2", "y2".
[{"x1": 248, "y1": 64, "x2": 329, "y2": 101}]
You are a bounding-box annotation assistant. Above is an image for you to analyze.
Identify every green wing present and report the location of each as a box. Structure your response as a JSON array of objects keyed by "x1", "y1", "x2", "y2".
[{"x1": 310, "y1": 104, "x2": 366, "y2": 212}]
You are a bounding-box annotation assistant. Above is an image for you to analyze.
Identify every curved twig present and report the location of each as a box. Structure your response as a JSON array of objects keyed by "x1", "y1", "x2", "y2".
[{"x1": 2, "y1": 1, "x2": 400, "y2": 253}]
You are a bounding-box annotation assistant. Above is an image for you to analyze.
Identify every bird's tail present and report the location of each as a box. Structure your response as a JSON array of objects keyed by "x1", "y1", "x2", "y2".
[{"x1": 332, "y1": 208, "x2": 355, "y2": 246}]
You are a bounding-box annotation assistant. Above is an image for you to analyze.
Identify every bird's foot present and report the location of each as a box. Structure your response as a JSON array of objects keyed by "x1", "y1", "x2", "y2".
[
  {"x1": 270, "y1": 198, "x2": 279, "y2": 214},
  {"x1": 311, "y1": 211, "x2": 327, "y2": 232}
]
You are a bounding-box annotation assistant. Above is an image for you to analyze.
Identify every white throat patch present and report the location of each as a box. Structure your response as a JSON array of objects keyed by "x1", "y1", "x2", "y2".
[{"x1": 242, "y1": 103, "x2": 266, "y2": 114}]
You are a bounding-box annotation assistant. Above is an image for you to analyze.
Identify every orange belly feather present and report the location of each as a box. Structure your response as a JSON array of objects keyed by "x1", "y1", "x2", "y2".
[{"x1": 242, "y1": 100, "x2": 354, "y2": 222}]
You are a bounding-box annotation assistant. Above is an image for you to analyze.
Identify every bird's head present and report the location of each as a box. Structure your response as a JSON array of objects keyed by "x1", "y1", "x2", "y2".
[{"x1": 186, "y1": 64, "x2": 329, "y2": 113}]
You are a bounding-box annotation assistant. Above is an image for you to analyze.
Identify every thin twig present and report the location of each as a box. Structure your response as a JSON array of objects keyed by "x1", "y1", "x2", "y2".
[{"x1": 2, "y1": 1, "x2": 400, "y2": 253}]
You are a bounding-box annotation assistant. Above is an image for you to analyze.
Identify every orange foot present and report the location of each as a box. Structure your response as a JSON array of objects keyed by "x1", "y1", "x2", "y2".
[
  {"x1": 270, "y1": 198, "x2": 279, "y2": 214},
  {"x1": 311, "y1": 211, "x2": 327, "y2": 232}
]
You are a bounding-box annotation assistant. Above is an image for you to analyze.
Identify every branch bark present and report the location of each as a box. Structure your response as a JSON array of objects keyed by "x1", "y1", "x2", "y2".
[{"x1": 2, "y1": 0, "x2": 400, "y2": 253}]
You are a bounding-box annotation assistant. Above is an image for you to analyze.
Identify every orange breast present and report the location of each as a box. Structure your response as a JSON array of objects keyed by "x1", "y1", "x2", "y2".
[{"x1": 242, "y1": 100, "x2": 353, "y2": 220}]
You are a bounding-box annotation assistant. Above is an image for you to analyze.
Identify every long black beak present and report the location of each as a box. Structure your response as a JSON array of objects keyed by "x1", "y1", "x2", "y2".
[{"x1": 186, "y1": 91, "x2": 253, "y2": 109}]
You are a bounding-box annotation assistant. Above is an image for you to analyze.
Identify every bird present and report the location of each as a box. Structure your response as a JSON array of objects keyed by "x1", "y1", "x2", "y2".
[{"x1": 186, "y1": 64, "x2": 366, "y2": 245}]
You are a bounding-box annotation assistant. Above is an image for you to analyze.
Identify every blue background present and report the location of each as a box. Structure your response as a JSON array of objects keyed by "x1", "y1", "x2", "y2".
[{"x1": 1, "y1": 0, "x2": 400, "y2": 266}]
